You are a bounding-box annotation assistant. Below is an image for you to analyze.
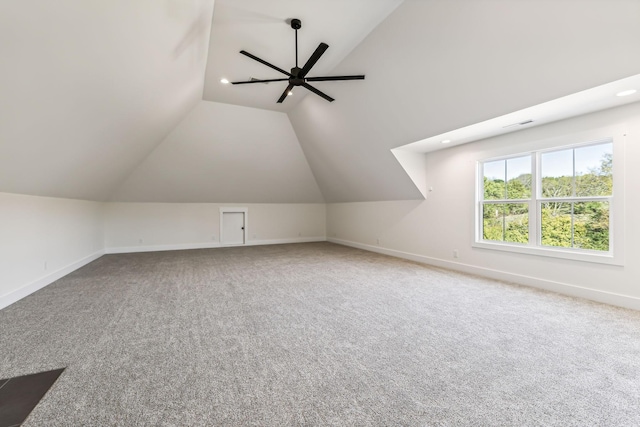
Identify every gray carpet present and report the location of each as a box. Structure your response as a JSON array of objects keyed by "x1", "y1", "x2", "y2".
[{"x1": 1, "y1": 242, "x2": 639, "y2": 426}]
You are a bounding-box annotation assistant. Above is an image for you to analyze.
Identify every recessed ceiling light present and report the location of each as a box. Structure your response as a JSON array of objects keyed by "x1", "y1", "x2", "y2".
[
  {"x1": 616, "y1": 89, "x2": 637, "y2": 97},
  {"x1": 220, "y1": 78, "x2": 230, "y2": 84},
  {"x1": 441, "y1": 139, "x2": 451, "y2": 144}
]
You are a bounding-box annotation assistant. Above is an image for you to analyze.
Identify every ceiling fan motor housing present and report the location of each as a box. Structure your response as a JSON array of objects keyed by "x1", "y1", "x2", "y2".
[{"x1": 291, "y1": 18, "x2": 302, "y2": 30}]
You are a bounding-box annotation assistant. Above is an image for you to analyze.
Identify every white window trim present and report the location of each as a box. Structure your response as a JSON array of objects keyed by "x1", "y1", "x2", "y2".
[{"x1": 473, "y1": 131, "x2": 625, "y2": 266}]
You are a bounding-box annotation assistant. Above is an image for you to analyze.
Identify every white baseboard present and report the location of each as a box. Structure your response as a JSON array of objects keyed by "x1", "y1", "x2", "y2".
[
  {"x1": 0, "y1": 250, "x2": 105, "y2": 311},
  {"x1": 328, "y1": 238, "x2": 640, "y2": 311},
  {"x1": 106, "y1": 237, "x2": 326, "y2": 254},
  {"x1": 106, "y1": 242, "x2": 222, "y2": 254},
  {"x1": 246, "y1": 237, "x2": 326, "y2": 246}
]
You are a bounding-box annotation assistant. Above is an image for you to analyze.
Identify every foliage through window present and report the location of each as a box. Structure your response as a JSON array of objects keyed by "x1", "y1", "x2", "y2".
[{"x1": 479, "y1": 140, "x2": 613, "y2": 253}]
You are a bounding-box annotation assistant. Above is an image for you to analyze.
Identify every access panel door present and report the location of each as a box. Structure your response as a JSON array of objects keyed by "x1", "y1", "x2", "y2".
[{"x1": 222, "y1": 212, "x2": 245, "y2": 245}]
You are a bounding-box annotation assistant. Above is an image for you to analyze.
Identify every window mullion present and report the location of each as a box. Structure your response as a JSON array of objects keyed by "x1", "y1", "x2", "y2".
[
  {"x1": 503, "y1": 160, "x2": 508, "y2": 199},
  {"x1": 572, "y1": 148, "x2": 576, "y2": 197},
  {"x1": 570, "y1": 202, "x2": 575, "y2": 248},
  {"x1": 530, "y1": 153, "x2": 537, "y2": 246}
]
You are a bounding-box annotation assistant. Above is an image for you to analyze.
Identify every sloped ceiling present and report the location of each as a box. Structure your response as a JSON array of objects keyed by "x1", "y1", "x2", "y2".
[
  {"x1": 110, "y1": 101, "x2": 324, "y2": 203},
  {"x1": 288, "y1": 0, "x2": 640, "y2": 202},
  {"x1": 2, "y1": 0, "x2": 639, "y2": 204},
  {"x1": 0, "y1": 0, "x2": 215, "y2": 201}
]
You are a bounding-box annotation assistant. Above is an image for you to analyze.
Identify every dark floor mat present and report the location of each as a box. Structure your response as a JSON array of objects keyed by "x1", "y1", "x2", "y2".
[{"x1": 0, "y1": 368, "x2": 65, "y2": 427}]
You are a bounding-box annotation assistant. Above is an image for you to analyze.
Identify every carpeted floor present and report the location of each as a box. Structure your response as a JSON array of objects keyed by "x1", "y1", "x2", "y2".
[{"x1": 1, "y1": 242, "x2": 639, "y2": 426}]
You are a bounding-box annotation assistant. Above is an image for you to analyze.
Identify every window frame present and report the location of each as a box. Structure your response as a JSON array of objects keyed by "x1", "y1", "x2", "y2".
[
  {"x1": 474, "y1": 135, "x2": 624, "y2": 266},
  {"x1": 480, "y1": 154, "x2": 534, "y2": 246}
]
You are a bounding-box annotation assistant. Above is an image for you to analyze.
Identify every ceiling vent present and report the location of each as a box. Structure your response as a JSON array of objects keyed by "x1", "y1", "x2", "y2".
[{"x1": 502, "y1": 119, "x2": 534, "y2": 129}]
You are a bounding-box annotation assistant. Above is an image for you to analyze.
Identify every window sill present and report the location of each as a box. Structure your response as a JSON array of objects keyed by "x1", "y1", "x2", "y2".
[{"x1": 472, "y1": 241, "x2": 623, "y2": 266}]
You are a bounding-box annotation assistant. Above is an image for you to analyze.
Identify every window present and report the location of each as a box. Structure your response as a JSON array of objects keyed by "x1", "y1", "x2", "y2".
[
  {"x1": 482, "y1": 155, "x2": 531, "y2": 244},
  {"x1": 539, "y1": 143, "x2": 612, "y2": 251},
  {"x1": 477, "y1": 139, "x2": 616, "y2": 262}
]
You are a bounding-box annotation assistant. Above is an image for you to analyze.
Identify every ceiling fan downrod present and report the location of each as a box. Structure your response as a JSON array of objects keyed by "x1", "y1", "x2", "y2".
[{"x1": 291, "y1": 18, "x2": 301, "y2": 68}]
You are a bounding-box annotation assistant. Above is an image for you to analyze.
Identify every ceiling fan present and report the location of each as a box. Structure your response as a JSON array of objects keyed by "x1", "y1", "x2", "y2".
[{"x1": 230, "y1": 18, "x2": 365, "y2": 103}]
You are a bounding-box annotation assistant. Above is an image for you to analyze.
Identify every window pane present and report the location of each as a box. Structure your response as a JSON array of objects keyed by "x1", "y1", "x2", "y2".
[
  {"x1": 573, "y1": 201, "x2": 609, "y2": 251},
  {"x1": 483, "y1": 203, "x2": 528, "y2": 243},
  {"x1": 504, "y1": 203, "x2": 528, "y2": 243},
  {"x1": 575, "y1": 143, "x2": 612, "y2": 197},
  {"x1": 541, "y1": 202, "x2": 572, "y2": 248},
  {"x1": 484, "y1": 160, "x2": 505, "y2": 200},
  {"x1": 541, "y1": 149, "x2": 573, "y2": 198},
  {"x1": 483, "y1": 204, "x2": 504, "y2": 241},
  {"x1": 506, "y1": 156, "x2": 531, "y2": 199}
]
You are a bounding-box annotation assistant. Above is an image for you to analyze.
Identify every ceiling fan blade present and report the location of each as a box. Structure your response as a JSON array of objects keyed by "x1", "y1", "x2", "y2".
[
  {"x1": 277, "y1": 83, "x2": 295, "y2": 103},
  {"x1": 299, "y1": 43, "x2": 329, "y2": 78},
  {"x1": 305, "y1": 75, "x2": 365, "y2": 82},
  {"x1": 231, "y1": 78, "x2": 290, "y2": 85},
  {"x1": 240, "y1": 50, "x2": 292, "y2": 77},
  {"x1": 302, "y1": 83, "x2": 334, "y2": 102}
]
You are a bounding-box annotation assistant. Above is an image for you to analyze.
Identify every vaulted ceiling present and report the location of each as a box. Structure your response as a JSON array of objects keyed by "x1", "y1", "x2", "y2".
[
  {"x1": 0, "y1": 0, "x2": 215, "y2": 201},
  {"x1": 1, "y1": 0, "x2": 639, "y2": 203},
  {"x1": 203, "y1": 0, "x2": 403, "y2": 112}
]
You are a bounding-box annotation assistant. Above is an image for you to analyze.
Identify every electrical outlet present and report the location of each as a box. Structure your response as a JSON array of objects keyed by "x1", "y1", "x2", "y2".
[
  {"x1": 298, "y1": 232, "x2": 302, "y2": 237},
  {"x1": 376, "y1": 238, "x2": 380, "y2": 245},
  {"x1": 139, "y1": 238, "x2": 143, "y2": 244},
  {"x1": 212, "y1": 235, "x2": 216, "y2": 241},
  {"x1": 453, "y1": 250, "x2": 459, "y2": 258}
]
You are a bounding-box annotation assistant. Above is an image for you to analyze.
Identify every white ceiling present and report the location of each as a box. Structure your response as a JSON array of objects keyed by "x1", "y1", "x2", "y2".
[
  {"x1": 0, "y1": 0, "x2": 215, "y2": 201},
  {"x1": 1, "y1": 0, "x2": 639, "y2": 204},
  {"x1": 202, "y1": 0, "x2": 404, "y2": 112},
  {"x1": 288, "y1": 0, "x2": 640, "y2": 202},
  {"x1": 110, "y1": 101, "x2": 325, "y2": 203},
  {"x1": 398, "y1": 74, "x2": 640, "y2": 153}
]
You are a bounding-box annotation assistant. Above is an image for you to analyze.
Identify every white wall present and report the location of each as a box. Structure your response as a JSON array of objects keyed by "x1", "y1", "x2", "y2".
[
  {"x1": 327, "y1": 102, "x2": 640, "y2": 310},
  {"x1": 104, "y1": 202, "x2": 326, "y2": 253},
  {"x1": 1, "y1": 197, "x2": 326, "y2": 309},
  {"x1": 0, "y1": 193, "x2": 104, "y2": 309}
]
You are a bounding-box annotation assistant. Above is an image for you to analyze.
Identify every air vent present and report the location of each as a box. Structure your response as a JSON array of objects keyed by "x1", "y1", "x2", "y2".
[{"x1": 502, "y1": 119, "x2": 534, "y2": 129}]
